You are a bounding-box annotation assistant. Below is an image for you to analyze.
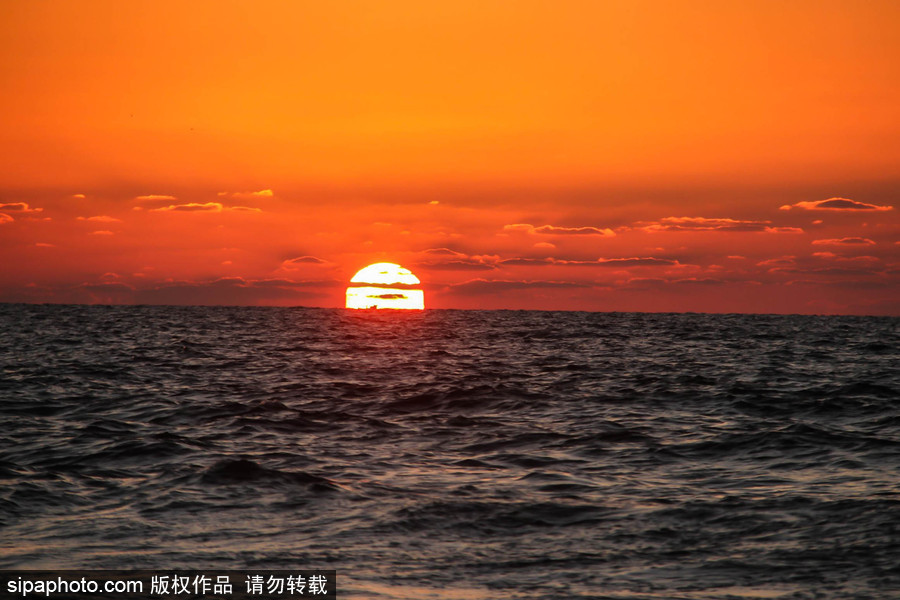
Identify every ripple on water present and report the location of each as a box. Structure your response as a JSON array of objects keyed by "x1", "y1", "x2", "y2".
[{"x1": 0, "y1": 305, "x2": 898, "y2": 599}]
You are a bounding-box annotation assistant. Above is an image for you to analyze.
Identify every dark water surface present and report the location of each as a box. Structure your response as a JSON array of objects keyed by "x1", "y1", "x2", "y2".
[{"x1": 1, "y1": 305, "x2": 898, "y2": 599}]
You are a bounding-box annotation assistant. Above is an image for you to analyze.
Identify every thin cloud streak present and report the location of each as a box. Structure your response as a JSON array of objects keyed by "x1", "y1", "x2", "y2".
[
  {"x1": 503, "y1": 224, "x2": 615, "y2": 236},
  {"x1": 640, "y1": 216, "x2": 801, "y2": 233},
  {"x1": 135, "y1": 194, "x2": 178, "y2": 202},
  {"x1": 77, "y1": 215, "x2": 122, "y2": 223},
  {"x1": 151, "y1": 202, "x2": 223, "y2": 212}
]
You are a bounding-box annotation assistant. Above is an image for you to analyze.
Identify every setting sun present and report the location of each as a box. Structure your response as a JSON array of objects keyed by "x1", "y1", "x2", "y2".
[
  {"x1": 0, "y1": 1, "x2": 897, "y2": 314},
  {"x1": 345, "y1": 263, "x2": 425, "y2": 310}
]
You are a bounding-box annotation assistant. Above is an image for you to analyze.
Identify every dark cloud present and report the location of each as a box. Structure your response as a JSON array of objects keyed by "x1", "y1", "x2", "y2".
[
  {"x1": 673, "y1": 278, "x2": 726, "y2": 285},
  {"x1": 757, "y1": 256, "x2": 796, "y2": 267},
  {"x1": 64, "y1": 282, "x2": 137, "y2": 304},
  {"x1": 417, "y1": 260, "x2": 497, "y2": 271},
  {"x1": 622, "y1": 277, "x2": 667, "y2": 288},
  {"x1": 207, "y1": 277, "x2": 247, "y2": 287},
  {"x1": 499, "y1": 258, "x2": 555, "y2": 266},
  {"x1": 422, "y1": 248, "x2": 466, "y2": 256},
  {"x1": 499, "y1": 257, "x2": 678, "y2": 267},
  {"x1": 79, "y1": 282, "x2": 135, "y2": 293},
  {"x1": 251, "y1": 278, "x2": 340, "y2": 288},
  {"x1": 621, "y1": 277, "x2": 729, "y2": 288},
  {"x1": 786, "y1": 279, "x2": 894, "y2": 289},
  {"x1": 416, "y1": 249, "x2": 498, "y2": 271},
  {"x1": 770, "y1": 266, "x2": 883, "y2": 276},
  {"x1": 780, "y1": 198, "x2": 893, "y2": 211},
  {"x1": 449, "y1": 279, "x2": 592, "y2": 294},
  {"x1": 597, "y1": 257, "x2": 677, "y2": 266},
  {"x1": 283, "y1": 255, "x2": 327, "y2": 265},
  {"x1": 131, "y1": 278, "x2": 330, "y2": 305},
  {"x1": 347, "y1": 281, "x2": 423, "y2": 290},
  {"x1": 0, "y1": 202, "x2": 42, "y2": 213},
  {"x1": 811, "y1": 237, "x2": 876, "y2": 246}
]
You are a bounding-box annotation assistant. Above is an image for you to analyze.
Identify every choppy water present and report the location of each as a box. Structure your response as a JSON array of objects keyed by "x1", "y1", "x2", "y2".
[{"x1": 1, "y1": 305, "x2": 898, "y2": 599}]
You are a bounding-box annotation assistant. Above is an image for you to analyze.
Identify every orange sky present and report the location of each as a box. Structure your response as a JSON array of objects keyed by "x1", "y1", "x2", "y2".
[{"x1": 1, "y1": 0, "x2": 898, "y2": 314}]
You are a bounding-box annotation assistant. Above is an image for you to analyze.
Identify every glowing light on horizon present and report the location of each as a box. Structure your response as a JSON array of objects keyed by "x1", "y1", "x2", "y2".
[{"x1": 346, "y1": 262, "x2": 424, "y2": 310}]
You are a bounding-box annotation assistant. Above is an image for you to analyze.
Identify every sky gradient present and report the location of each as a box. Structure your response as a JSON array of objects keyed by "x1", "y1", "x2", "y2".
[{"x1": 1, "y1": 0, "x2": 898, "y2": 313}]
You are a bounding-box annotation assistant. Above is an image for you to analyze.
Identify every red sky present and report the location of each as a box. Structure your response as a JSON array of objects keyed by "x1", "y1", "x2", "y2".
[{"x1": 1, "y1": 0, "x2": 898, "y2": 314}]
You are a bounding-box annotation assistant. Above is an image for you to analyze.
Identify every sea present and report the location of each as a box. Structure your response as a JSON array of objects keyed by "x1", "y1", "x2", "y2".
[{"x1": 1, "y1": 304, "x2": 898, "y2": 599}]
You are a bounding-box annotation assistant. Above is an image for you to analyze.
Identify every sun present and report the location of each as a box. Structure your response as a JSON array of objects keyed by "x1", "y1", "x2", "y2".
[{"x1": 345, "y1": 262, "x2": 425, "y2": 310}]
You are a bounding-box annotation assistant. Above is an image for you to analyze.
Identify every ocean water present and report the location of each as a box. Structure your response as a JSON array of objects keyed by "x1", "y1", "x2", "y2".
[{"x1": 1, "y1": 304, "x2": 898, "y2": 599}]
